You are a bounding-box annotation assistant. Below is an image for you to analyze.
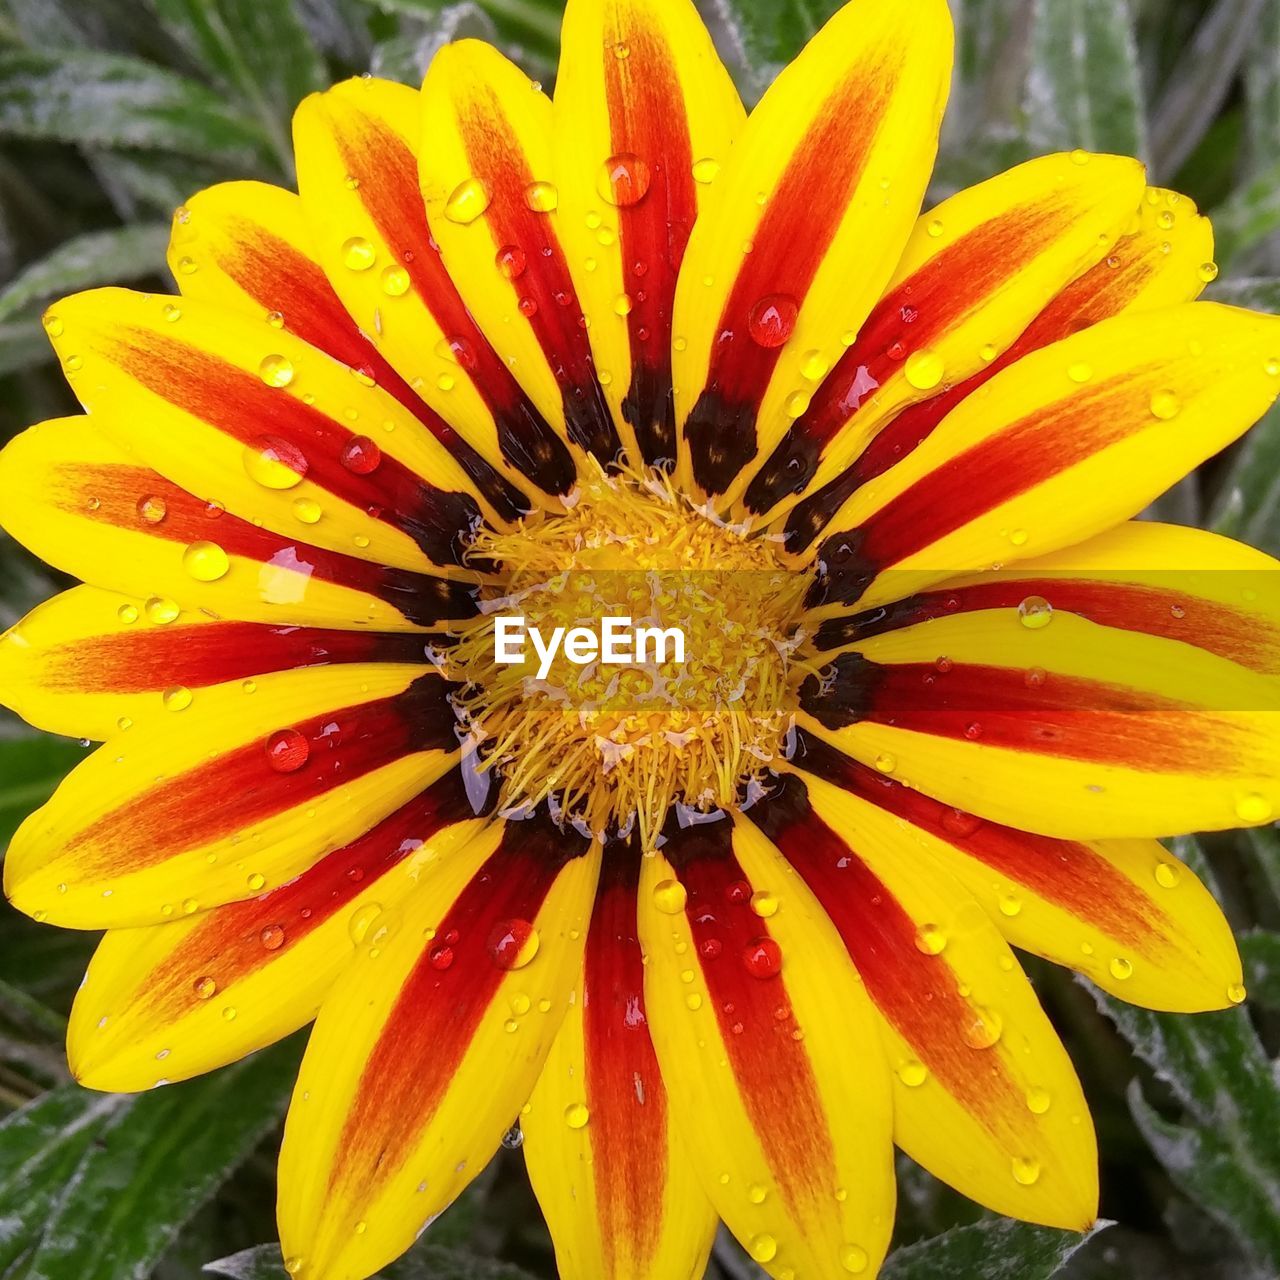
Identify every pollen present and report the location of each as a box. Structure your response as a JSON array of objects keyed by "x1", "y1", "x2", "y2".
[{"x1": 447, "y1": 466, "x2": 818, "y2": 850}]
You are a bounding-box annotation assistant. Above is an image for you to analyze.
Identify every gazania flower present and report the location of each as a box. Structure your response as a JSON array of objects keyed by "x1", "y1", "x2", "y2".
[{"x1": 3, "y1": 0, "x2": 1280, "y2": 1276}]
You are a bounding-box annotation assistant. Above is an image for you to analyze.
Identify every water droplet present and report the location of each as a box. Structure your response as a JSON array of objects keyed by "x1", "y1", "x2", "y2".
[
  {"x1": 183, "y1": 540, "x2": 229, "y2": 582},
  {"x1": 501, "y1": 1122, "x2": 524, "y2": 1149},
  {"x1": 1109, "y1": 956, "x2": 1133, "y2": 980},
  {"x1": 915, "y1": 924, "x2": 947, "y2": 955},
  {"x1": 428, "y1": 942, "x2": 454, "y2": 970},
  {"x1": 1157, "y1": 210, "x2": 1174, "y2": 230},
  {"x1": 1153, "y1": 861, "x2": 1182, "y2": 889},
  {"x1": 445, "y1": 178, "x2": 490, "y2": 224},
  {"x1": 258, "y1": 353, "x2": 295, "y2": 388},
  {"x1": 1227, "y1": 981, "x2": 1247, "y2": 1005},
  {"x1": 177, "y1": 256, "x2": 198, "y2": 275},
  {"x1": 525, "y1": 181, "x2": 559, "y2": 212},
  {"x1": 496, "y1": 244, "x2": 527, "y2": 279},
  {"x1": 284, "y1": 1258, "x2": 302, "y2": 1276},
  {"x1": 897, "y1": 1059, "x2": 927, "y2": 1087},
  {"x1": 137, "y1": 495, "x2": 167, "y2": 524},
  {"x1": 380, "y1": 265, "x2": 410, "y2": 296},
  {"x1": 222, "y1": 1005, "x2": 238, "y2": 1020},
  {"x1": 685, "y1": 991, "x2": 703, "y2": 1010},
  {"x1": 841, "y1": 1244, "x2": 869, "y2": 1274},
  {"x1": 518, "y1": 296, "x2": 538, "y2": 318},
  {"x1": 1011, "y1": 1156, "x2": 1041, "y2": 1186},
  {"x1": 785, "y1": 390, "x2": 811, "y2": 418},
  {"x1": 244, "y1": 435, "x2": 308, "y2": 489},
  {"x1": 488, "y1": 918, "x2": 539, "y2": 969},
  {"x1": 1017, "y1": 595, "x2": 1053, "y2": 629},
  {"x1": 163, "y1": 686, "x2": 193, "y2": 712},
  {"x1": 117, "y1": 603, "x2": 139, "y2": 624},
  {"x1": 261, "y1": 923, "x2": 285, "y2": 950},
  {"x1": 904, "y1": 348, "x2": 944, "y2": 390},
  {"x1": 247, "y1": 872, "x2": 266, "y2": 892},
  {"x1": 874, "y1": 752, "x2": 896, "y2": 774},
  {"x1": 348, "y1": 902, "x2": 382, "y2": 945},
  {"x1": 612, "y1": 39, "x2": 630, "y2": 58},
  {"x1": 266, "y1": 728, "x2": 310, "y2": 773},
  {"x1": 267, "y1": 310, "x2": 285, "y2": 329},
  {"x1": 998, "y1": 893, "x2": 1022, "y2": 917},
  {"x1": 598, "y1": 153, "x2": 652, "y2": 206},
  {"x1": 1067, "y1": 361, "x2": 1092, "y2": 383},
  {"x1": 742, "y1": 936, "x2": 782, "y2": 978},
  {"x1": 747, "y1": 294, "x2": 798, "y2": 348},
  {"x1": 340, "y1": 435, "x2": 381, "y2": 474},
  {"x1": 163, "y1": 302, "x2": 182, "y2": 323},
  {"x1": 1235, "y1": 793, "x2": 1272, "y2": 823},
  {"x1": 193, "y1": 975, "x2": 217, "y2": 999},
  {"x1": 749, "y1": 890, "x2": 778, "y2": 918},
  {"x1": 43, "y1": 312, "x2": 64, "y2": 337},
  {"x1": 293, "y1": 497, "x2": 322, "y2": 524},
  {"x1": 962, "y1": 1005, "x2": 1003, "y2": 1049},
  {"x1": 1069, "y1": 148, "x2": 1090, "y2": 166},
  {"x1": 614, "y1": 292, "x2": 633, "y2": 316},
  {"x1": 1025, "y1": 1086, "x2": 1051, "y2": 1114},
  {"x1": 1150, "y1": 389, "x2": 1181, "y2": 420},
  {"x1": 749, "y1": 1234, "x2": 778, "y2": 1264},
  {"x1": 926, "y1": 218, "x2": 944, "y2": 238},
  {"x1": 692, "y1": 157, "x2": 721, "y2": 184},
  {"x1": 564, "y1": 1102, "x2": 590, "y2": 1129},
  {"x1": 653, "y1": 878, "x2": 687, "y2": 914},
  {"x1": 1197, "y1": 261, "x2": 1219, "y2": 283},
  {"x1": 342, "y1": 236, "x2": 375, "y2": 270},
  {"x1": 147, "y1": 596, "x2": 180, "y2": 625}
]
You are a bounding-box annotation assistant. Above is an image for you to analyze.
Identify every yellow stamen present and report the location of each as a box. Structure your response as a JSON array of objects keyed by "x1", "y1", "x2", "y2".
[{"x1": 447, "y1": 465, "x2": 819, "y2": 848}]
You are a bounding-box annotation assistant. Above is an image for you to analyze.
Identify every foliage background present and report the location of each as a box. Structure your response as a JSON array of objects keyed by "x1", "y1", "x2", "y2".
[{"x1": 0, "y1": 0, "x2": 1279, "y2": 1277}]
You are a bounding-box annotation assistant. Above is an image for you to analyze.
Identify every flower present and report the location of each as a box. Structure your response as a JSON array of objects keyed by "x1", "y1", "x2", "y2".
[{"x1": 2, "y1": 0, "x2": 1279, "y2": 1275}]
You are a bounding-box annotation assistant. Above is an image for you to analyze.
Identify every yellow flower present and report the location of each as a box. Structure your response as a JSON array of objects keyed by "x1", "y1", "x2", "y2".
[{"x1": 2, "y1": 0, "x2": 1279, "y2": 1278}]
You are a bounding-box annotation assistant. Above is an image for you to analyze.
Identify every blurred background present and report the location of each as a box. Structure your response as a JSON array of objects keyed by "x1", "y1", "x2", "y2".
[{"x1": 0, "y1": 1, "x2": 1278, "y2": 1278}]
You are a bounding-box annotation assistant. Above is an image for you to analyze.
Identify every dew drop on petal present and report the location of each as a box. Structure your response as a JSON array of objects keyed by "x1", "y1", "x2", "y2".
[
  {"x1": 961, "y1": 1005, "x2": 1003, "y2": 1049},
  {"x1": 293, "y1": 497, "x2": 322, "y2": 524},
  {"x1": 742, "y1": 936, "x2": 782, "y2": 978},
  {"x1": 265, "y1": 728, "x2": 310, "y2": 773},
  {"x1": 340, "y1": 435, "x2": 382, "y2": 474},
  {"x1": 380, "y1": 265, "x2": 410, "y2": 296},
  {"x1": 652, "y1": 878, "x2": 687, "y2": 914},
  {"x1": 163, "y1": 685, "x2": 193, "y2": 712},
  {"x1": 1067, "y1": 361, "x2": 1092, "y2": 383},
  {"x1": 182, "y1": 540, "x2": 229, "y2": 582},
  {"x1": 564, "y1": 1102, "x2": 590, "y2": 1129},
  {"x1": 1235, "y1": 792, "x2": 1272, "y2": 823},
  {"x1": 260, "y1": 924, "x2": 286, "y2": 950},
  {"x1": 259, "y1": 354, "x2": 295, "y2": 388},
  {"x1": 749, "y1": 889, "x2": 778, "y2": 918},
  {"x1": 841, "y1": 1245, "x2": 869, "y2": 1274},
  {"x1": 445, "y1": 178, "x2": 491, "y2": 224},
  {"x1": 525, "y1": 181, "x2": 559, "y2": 212},
  {"x1": 1025, "y1": 1086, "x2": 1052, "y2": 1114},
  {"x1": 749, "y1": 1234, "x2": 777, "y2": 1264},
  {"x1": 598, "y1": 153, "x2": 652, "y2": 206},
  {"x1": 193, "y1": 975, "x2": 217, "y2": 1000},
  {"x1": 137, "y1": 494, "x2": 167, "y2": 524},
  {"x1": 915, "y1": 923, "x2": 947, "y2": 955},
  {"x1": 692, "y1": 157, "x2": 721, "y2": 184},
  {"x1": 896, "y1": 1060, "x2": 927, "y2": 1087},
  {"x1": 487, "y1": 918, "x2": 540, "y2": 969},
  {"x1": 1149, "y1": 389, "x2": 1181, "y2": 420},
  {"x1": 1109, "y1": 956, "x2": 1134, "y2": 980},
  {"x1": 747, "y1": 294, "x2": 798, "y2": 348},
  {"x1": 1227, "y1": 981, "x2": 1247, "y2": 1005},
  {"x1": 496, "y1": 244, "x2": 527, "y2": 280},
  {"x1": 1017, "y1": 595, "x2": 1053, "y2": 629},
  {"x1": 1011, "y1": 1156, "x2": 1041, "y2": 1186},
  {"x1": 1154, "y1": 861, "x2": 1182, "y2": 889},
  {"x1": 342, "y1": 236, "x2": 375, "y2": 270},
  {"x1": 243, "y1": 435, "x2": 308, "y2": 489},
  {"x1": 903, "y1": 348, "x2": 944, "y2": 390}
]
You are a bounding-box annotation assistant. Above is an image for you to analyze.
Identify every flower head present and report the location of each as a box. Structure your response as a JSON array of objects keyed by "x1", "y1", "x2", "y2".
[{"x1": 2, "y1": 1, "x2": 1279, "y2": 1278}]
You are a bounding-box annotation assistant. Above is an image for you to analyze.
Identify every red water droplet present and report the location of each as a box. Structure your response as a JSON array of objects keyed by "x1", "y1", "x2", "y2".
[
  {"x1": 340, "y1": 435, "x2": 381, "y2": 474},
  {"x1": 518, "y1": 296, "x2": 538, "y2": 318},
  {"x1": 940, "y1": 807, "x2": 983, "y2": 838},
  {"x1": 429, "y1": 943, "x2": 455, "y2": 970},
  {"x1": 747, "y1": 294, "x2": 798, "y2": 348},
  {"x1": 602, "y1": 153, "x2": 652, "y2": 206},
  {"x1": 496, "y1": 244, "x2": 527, "y2": 279},
  {"x1": 260, "y1": 924, "x2": 285, "y2": 950},
  {"x1": 487, "y1": 918, "x2": 535, "y2": 969},
  {"x1": 251, "y1": 434, "x2": 309, "y2": 482},
  {"x1": 265, "y1": 728, "x2": 309, "y2": 773},
  {"x1": 887, "y1": 340, "x2": 906, "y2": 361},
  {"x1": 964, "y1": 721, "x2": 983, "y2": 740},
  {"x1": 726, "y1": 879, "x2": 751, "y2": 904},
  {"x1": 699, "y1": 937, "x2": 723, "y2": 960},
  {"x1": 743, "y1": 936, "x2": 782, "y2": 978}
]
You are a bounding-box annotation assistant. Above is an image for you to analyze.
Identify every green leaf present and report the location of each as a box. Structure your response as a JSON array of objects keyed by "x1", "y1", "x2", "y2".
[
  {"x1": 1090, "y1": 989, "x2": 1280, "y2": 1271},
  {"x1": 1150, "y1": 0, "x2": 1265, "y2": 179},
  {"x1": 0, "y1": 318, "x2": 56, "y2": 378},
  {"x1": 149, "y1": 0, "x2": 327, "y2": 174},
  {"x1": 21, "y1": 1041, "x2": 299, "y2": 1280},
  {"x1": 880, "y1": 1219, "x2": 1107, "y2": 1279},
  {"x1": 205, "y1": 1242, "x2": 540, "y2": 1280},
  {"x1": 357, "y1": 0, "x2": 560, "y2": 69},
  {"x1": 370, "y1": 2, "x2": 497, "y2": 86},
  {"x1": 1208, "y1": 399, "x2": 1280, "y2": 556},
  {"x1": 0, "y1": 49, "x2": 273, "y2": 166},
  {"x1": 1210, "y1": 158, "x2": 1280, "y2": 270},
  {"x1": 1245, "y1": 0, "x2": 1280, "y2": 172},
  {"x1": 0, "y1": 224, "x2": 169, "y2": 322},
  {"x1": 1239, "y1": 929, "x2": 1280, "y2": 1010},
  {"x1": 0, "y1": 1085, "x2": 127, "y2": 1272},
  {"x1": 700, "y1": 0, "x2": 841, "y2": 102},
  {"x1": 0, "y1": 978, "x2": 70, "y2": 1092},
  {"x1": 0, "y1": 729, "x2": 86, "y2": 850},
  {"x1": 1023, "y1": 0, "x2": 1147, "y2": 161}
]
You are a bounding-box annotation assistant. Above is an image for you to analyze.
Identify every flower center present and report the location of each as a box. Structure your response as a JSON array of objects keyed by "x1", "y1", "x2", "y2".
[{"x1": 447, "y1": 469, "x2": 817, "y2": 848}]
